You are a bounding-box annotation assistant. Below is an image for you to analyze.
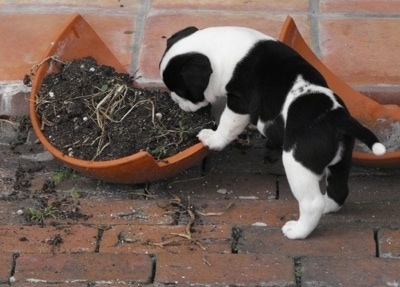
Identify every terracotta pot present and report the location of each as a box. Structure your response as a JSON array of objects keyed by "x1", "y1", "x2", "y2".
[
  {"x1": 29, "y1": 13, "x2": 209, "y2": 184},
  {"x1": 279, "y1": 16, "x2": 400, "y2": 167}
]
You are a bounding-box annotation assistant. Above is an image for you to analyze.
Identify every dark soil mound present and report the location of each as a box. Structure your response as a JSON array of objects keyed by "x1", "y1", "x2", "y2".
[{"x1": 34, "y1": 57, "x2": 214, "y2": 161}]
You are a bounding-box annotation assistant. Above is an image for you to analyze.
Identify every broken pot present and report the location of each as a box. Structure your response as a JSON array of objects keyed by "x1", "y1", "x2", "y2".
[{"x1": 29, "y1": 13, "x2": 209, "y2": 184}]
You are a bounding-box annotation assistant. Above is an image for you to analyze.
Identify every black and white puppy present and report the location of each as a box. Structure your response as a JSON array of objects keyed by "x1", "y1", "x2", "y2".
[{"x1": 159, "y1": 26, "x2": 386, "y2": 239}]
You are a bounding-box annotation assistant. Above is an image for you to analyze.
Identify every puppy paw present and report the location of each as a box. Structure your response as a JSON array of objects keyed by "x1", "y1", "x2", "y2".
[
  {"x1": 197, "y1": 129, "x2": 230, "y2": 151},
  {"x1": 282, "y1": 220, "x2": 309, "y2": 240}
]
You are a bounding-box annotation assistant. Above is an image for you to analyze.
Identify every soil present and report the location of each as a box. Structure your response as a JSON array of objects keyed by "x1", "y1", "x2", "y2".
[{"x1": 34, "y1": 57, "x2": 215, "y2": 161}]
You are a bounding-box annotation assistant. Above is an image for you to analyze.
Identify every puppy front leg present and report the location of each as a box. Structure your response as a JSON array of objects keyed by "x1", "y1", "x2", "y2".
[{"x1": 198, "y1": 106, "x2": 250, "y2": 151}]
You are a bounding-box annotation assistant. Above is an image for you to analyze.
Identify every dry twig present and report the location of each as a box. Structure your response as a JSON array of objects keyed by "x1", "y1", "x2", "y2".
[
  {"x1": 29, "y1": 56, "x2": 67, "y2": 77},
  {"x1": 150, "y1": 196, "x2": 233, "y2": 251}
]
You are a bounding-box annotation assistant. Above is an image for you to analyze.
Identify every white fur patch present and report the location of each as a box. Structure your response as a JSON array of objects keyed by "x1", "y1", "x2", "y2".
[
  {"x1": 328, "y1": 143, "x2": 344, "y2": 167},
  {"x1": 170, "y1": 92, "x2": 208, "y2": 112},
  {"x1": 372, "y1": 142, "x2": 386, "y2": 156},
  {"x1": 256, "y1": 119, "x2": 274, "y2": 137},
  {"x1": 323, "y1": 193, "x2": 341, "y2": 214}
]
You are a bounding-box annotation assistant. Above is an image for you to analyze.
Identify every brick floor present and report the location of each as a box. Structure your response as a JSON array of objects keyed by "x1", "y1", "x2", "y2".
[
  {"x1": 155, "y1": 253, "x2": 295, "y2": 286},
  {"x1": 15, "y1": 253, "x2": 153, "y2": 285},
  {"x1": 319, "y1": 0, "x2": 400, "y2": 14},
  {"x1": 0, "y1": 225, "x2": 98, "y2": 254},
  {"x1": 151, "y1": 0, "x2": 310, "y2": 12},
  {"x1": 0, "y1": 253, "x2": 12, "y2": 284},
  {"x1": 319, "y1": 17, "x2": 400, "y2": 85},
  {"x1": 378, "y1": 229, "x2": 400, "y2": 259},
  {"x1": 237, "y1": 226, "x2": 376, "y2": 257},
  {"x1": 1, "y1": 1, "x2": 400, "y2": 286},
  {"x1": 301, "y1": 257, "x2": 400, "y2": 286}
]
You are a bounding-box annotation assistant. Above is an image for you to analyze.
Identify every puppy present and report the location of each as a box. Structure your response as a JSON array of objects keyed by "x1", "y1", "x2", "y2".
[{"x1": 159, "y1": 26, "x2": 386, "y2": 239}]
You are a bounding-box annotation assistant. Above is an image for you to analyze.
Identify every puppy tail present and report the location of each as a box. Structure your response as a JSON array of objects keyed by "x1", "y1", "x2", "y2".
[{"x1": 336, "y1": 112, "x2": 386, "y2": 156}]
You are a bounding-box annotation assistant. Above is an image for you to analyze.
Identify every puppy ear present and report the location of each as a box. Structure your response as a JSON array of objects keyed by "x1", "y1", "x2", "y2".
[
  {"x1": 167, "y1": 26, "x2": 198, "y2": 50},
  {"x1": 180, "y1": 54, "x2": 213, "y2": 102}
]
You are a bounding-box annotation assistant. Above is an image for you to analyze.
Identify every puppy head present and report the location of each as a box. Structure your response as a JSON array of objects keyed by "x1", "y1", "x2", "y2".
[
  {"x1": 160, "y1": 27, "x2": 213, "y2": 112},
  {"x1": 162, "y1": 53, "x2": 212, "y2": 111}
]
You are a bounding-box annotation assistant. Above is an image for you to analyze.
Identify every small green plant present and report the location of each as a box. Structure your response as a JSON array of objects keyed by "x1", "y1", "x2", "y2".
[
  {"x1": 28, "y1": 208, "x2": 42, "y2": 222},
  {"x1": 151, "y1": 145, "x2": 168, "y2": 160},
  {"x1": 28, "y1": 205, "x2": 57, "y2": 223},
  {"x1": 52, "y1": 169, "x2": 76, "y2": 184},
  {"x1": 69, "y1": 189, "x2": 81, "y2": 199}
]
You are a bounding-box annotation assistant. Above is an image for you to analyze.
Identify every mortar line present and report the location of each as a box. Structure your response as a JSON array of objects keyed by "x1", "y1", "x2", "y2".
[
  {"x1": 354, "y1": 84, "x2": 400, "y2": 90},
  {"x1": 94, "y1": 228, "x2": 105, "y2": 253},
  {"x1": 9, "y1": 252, "x2": 19, "y2": 284},
  {"x1": 149, "y1": 253, "x2": 157, "y2": 283},
  {"x1": 0, "y1": 5, "x2": 135, "y2": 15},
  {"x1": 314, "y1": 12, "x2": 400, "y2": 19},
  {"x1": 373, "y1": 229, "x2": 380, "y2": 258},
  {"x1": 2, "y1": 5, "x2": 399, "y2": 18},
  {"x1": 231, "y1": 225, "x2": 242, "y2": 254},
  {"x1": 309, "y1": 0, "x2": 322, "y2": 58},
  {"x1": 293, "y1": 256, "x2": 302, "y2": 287},
  {"x1": 275, "y1": 176, "x2": 280, "y2": 200},
  {"x1": 130, "y1": 0, "x2": 152, "y2": 75}
]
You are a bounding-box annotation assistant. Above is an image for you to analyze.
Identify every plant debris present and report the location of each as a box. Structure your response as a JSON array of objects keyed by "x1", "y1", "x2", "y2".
[
  {"x1": 150, "y1": 196, "x2": 233, "y2": 250},
  {"x1": 33, "y1": 56, "x2": 215, "y2": 161}
]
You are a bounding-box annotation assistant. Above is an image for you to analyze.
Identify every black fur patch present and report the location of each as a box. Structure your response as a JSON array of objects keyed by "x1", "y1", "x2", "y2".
[
  {"x1": 162, "y1": 53, "x2": 212, "y2": 103},
  {"x1": 226, "y1": 40, "x2": 327, "y2": 120}
]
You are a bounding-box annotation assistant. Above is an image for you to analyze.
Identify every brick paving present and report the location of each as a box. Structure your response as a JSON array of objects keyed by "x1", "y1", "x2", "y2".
[{"x1": 1, "y1": 0, "x2": 400, "y2": 286}]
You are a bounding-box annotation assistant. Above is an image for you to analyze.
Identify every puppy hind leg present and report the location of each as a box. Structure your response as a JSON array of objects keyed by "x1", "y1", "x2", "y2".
[
  {"x1": 323, "y1": 191, "x2": 341, "y2": 214},
  {"x1": 282, "y1": 150, "x2": 325, "y2": 239},
  {"x1": 323, "y1": 157, "x2": 351, "y2": 214}
]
